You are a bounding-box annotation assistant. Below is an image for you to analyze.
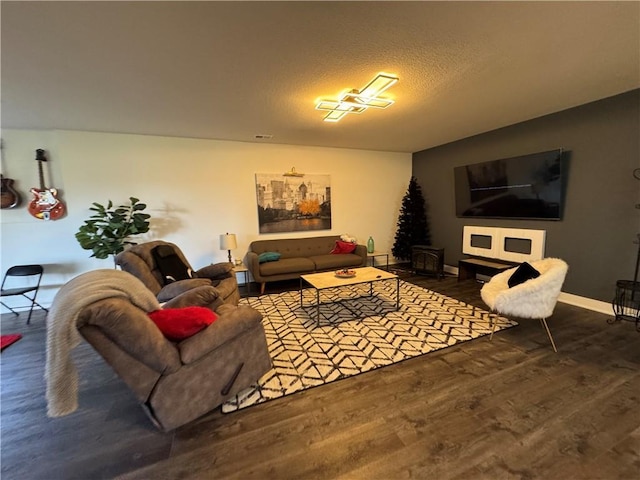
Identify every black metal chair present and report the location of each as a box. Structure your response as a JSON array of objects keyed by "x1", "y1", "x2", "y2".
[{"x1": 0, "y1": 265, "x2": 47, "y2": 324}]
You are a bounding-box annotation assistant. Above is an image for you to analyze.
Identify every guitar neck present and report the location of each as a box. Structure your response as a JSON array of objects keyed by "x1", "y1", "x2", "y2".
[
  {"x1": 35, "y1": 149, "x2": 47, "y2": 189},
  {"x1": 38, "y1": 160, "x2": 45, "y2": 189}
]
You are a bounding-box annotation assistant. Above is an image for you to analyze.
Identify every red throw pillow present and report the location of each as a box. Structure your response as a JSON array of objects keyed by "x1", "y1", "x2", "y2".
[
  {"x1": 330, "y1": 240, "x2": 357, "y2": 254},
  {"x1": 148, "y1": 306, "x2": 217, "y2": 341}
]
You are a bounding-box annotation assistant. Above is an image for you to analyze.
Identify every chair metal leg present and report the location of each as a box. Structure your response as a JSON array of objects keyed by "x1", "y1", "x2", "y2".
[
  {"x1": 1, "y1": 298, "x2": 48, "y2": 324},
  {"x1": 539, "y1": 318, "x2": 558, "y2": 353},
  {"x1": 24, "y1": 294, "x2": 48, "y2": 324},
  {"x1": 33, "y1": 301, "x2": 48, "y2": 312},
  {"x1": 489, "y1": 312, "x2": 498, "y2": 341},
  {"x1": 0, "y1": 301, "x2": 20, "y2": 316}
]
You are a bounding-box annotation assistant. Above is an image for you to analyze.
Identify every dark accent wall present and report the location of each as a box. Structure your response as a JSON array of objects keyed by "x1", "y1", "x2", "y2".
[{"x1": 412, "y1": 89, "x2": 640, "y2": 302}]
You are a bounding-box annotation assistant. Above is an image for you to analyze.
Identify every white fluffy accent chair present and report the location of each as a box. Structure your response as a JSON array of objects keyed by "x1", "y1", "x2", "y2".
[{"x1": 481, "y1": 258, "x2": 569, "y2": 352}]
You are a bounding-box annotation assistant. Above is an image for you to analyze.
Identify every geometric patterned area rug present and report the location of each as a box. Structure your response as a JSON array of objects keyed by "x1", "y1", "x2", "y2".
[{"x1": 222, "y1": 279, "x2": 517, "y2": 413}]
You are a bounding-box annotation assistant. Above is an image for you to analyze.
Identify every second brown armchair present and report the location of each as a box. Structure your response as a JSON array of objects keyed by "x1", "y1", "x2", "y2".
[{"x1": 116, "y1": 240, "x2": 240, "y2": 310}]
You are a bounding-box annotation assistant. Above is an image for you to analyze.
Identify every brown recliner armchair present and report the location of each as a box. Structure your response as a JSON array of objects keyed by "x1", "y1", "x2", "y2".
[
  {"x1": 80, "y1": 299, "x2": 270, "y2": 431},
  {"x1": 115, "y1": 240, "x2": 240, "y2": 310},
  {"x1": 47, "y1": 269, "x2": 271, "y2": 431}
]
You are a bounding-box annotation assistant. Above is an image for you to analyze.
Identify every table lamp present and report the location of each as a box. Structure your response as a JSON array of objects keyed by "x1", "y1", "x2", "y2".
[{"x1": 220, "y1": 233, "x2": 237, "y2": 264}]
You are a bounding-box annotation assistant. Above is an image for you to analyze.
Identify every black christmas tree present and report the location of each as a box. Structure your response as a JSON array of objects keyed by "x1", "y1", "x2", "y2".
[{"x1": 392, "y1": 176, "x2": 431, "y2": 261}]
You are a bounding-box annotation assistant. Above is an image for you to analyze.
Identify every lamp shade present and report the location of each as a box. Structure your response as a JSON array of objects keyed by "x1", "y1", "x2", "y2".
[{"x1": 220, "y1": 233, "x2": 237, "y2": 250}]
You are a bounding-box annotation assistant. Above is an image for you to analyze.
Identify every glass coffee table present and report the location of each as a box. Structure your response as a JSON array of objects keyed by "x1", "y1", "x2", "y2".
[{"x1": 299, "y1": 266, "x2": 400, "y2": 326}]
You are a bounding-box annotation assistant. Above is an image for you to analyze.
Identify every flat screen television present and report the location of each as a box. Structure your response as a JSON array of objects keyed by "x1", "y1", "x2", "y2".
[{"x1": 454, "y1": 149, "x2": 566, "y2": 220}]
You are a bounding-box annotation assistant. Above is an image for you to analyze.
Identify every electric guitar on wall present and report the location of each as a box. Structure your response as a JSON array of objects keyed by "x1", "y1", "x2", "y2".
[
  {"x1": 0, "y1": 139, "x2": 21, "y2": 209},
  {"x1": 1, "y1": 174, "x2": 20, "y2": 209},
  {"x1": 28, "y1": 149, "x2": 66, "y2": 220}
]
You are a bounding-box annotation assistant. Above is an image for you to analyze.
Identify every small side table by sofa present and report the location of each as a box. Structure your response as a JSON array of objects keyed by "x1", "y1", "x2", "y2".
[
  {"x1": 367, "y1": 251, "x2": 389, "y2": 270},
  {"x1": 233, "y1": 265, "x2": 251, "y2": 296}
]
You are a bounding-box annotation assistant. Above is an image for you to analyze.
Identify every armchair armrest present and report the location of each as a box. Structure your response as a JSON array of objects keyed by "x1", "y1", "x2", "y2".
[
  {"x1": 354, "y1": 244, "x2": 368, "y2": 265},
  {"x1": 195, "y1": 262, "x2": 233, "y2": 279},
  {"x1": 157, "y1": 278, "x2": 212, "y2": 302},
  {"x1": 78, "y1": 298, "x2": 182, "y2": 374},
  {"x1": 245, "y1": 252, "x2": 263, "y2": 282},
  {"x1": 162, "y1": 285, "x2": 223, "y2": 311},
  {"x1": 178, "y1": 305, "x2": 263, "y2": 364}
]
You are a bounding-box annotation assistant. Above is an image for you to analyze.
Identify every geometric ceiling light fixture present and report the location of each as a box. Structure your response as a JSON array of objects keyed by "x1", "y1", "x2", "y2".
[{"x1": 315, "y1": 72, "x2": 399, "y2": 122}]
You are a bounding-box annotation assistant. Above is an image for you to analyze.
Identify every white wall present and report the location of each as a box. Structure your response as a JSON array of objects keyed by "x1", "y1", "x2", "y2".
[{"x1": 0, "y1": 129, "x2": 411, "y2": 307}]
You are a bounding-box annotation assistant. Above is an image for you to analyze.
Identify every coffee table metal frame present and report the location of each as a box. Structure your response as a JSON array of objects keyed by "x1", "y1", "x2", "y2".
[{"x1": 299, "y1": 267, "x2": 400, "y2": 326}]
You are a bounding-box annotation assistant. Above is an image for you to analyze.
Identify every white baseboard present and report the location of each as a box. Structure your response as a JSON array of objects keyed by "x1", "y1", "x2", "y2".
[
  {"x1": 443, "y1": 264, "x2": 457, "y2": 275},
  {"x1": 556, "y1": 292, "x2": 613, "y2": 316}
]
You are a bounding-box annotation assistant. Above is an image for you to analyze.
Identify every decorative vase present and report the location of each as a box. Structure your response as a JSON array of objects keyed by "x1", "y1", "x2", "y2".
[{"x1": 367, "y1": 236, "x2": 375, "y2": 254}]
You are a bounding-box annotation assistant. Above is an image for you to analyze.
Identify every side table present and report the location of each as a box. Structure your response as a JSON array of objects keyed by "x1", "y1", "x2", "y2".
[
  {"x1": 367, "y1": 251, "x2": 389, "y2": 270},
  {"x1": 611, "y1": 280, "x2": 640, "y2": 331},
  {"x1": 233, "y1": 265, "x2": 251, "y2": 296}
]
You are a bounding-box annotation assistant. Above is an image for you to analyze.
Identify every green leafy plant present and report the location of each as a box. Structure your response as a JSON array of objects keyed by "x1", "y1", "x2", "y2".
[{"x1": 75, "y1": 197, "x2": 151, "y2": 263}]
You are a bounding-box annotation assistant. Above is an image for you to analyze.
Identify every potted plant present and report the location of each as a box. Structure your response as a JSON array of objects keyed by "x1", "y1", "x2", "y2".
[{"x1": 75, "y1": 197, "x2": 151, "y2": 265}]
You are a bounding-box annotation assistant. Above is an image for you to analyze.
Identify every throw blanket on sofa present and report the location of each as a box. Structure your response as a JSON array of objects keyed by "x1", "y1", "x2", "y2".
[{"x1": 45, "y1": 269, "x2": 160, "y2": 417}]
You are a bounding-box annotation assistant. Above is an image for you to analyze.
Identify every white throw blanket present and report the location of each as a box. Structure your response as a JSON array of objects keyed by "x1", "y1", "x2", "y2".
[{"x1": 45, "y1": 269, "x2": 160, "y2": 417}]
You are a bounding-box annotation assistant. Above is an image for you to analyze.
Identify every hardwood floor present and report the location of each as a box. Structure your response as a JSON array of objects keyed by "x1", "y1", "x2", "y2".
[{"x1": 1, "y1": 271, "x2": 639, "y2": 480}]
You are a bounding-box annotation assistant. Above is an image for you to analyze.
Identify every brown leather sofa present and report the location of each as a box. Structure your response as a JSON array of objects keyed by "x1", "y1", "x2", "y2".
[
  {"x1": 116, "y1": 240, "x2": 239, "y2": 309},
  {"x1": 246, "y1": 235, "x2": 367, "y2": 294}
]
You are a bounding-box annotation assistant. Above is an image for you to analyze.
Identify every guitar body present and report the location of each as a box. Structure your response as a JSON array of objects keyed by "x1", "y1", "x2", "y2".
[
  {"x1": 28, "y1": 187, "x2": 66, "y2": 220},
  {"x1": 0, "y1": 175, "x2": 20, "y2": 209},
  {"x1": 28, "y1": 149, "x2": 66, "y2": 220}
]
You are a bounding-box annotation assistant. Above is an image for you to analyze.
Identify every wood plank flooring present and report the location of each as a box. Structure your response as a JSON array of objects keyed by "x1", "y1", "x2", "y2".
[{"x1": 1, "y1": 270, "x2": 639, "y2": 479}]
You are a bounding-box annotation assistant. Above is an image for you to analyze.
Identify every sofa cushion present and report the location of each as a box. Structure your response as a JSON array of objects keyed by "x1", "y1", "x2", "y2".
[
  {"x1": 250, "y1": 236, "x2": 342, "y2": 259},
  {"x1": 310, "y1": 254, "x2": 363, "y2": 271},
  {"x1": 258, "y1": 251, "x2": 281, "y2": 263},
  {"x1": 148, "y1": 306, "x2": 218, "y2": 342},
  {"x1": 260, "y1": 257, "x2": 315, "y2": 276},
  {"x1": 330, "y1": 240, "x2": 357, "y2": 254}
]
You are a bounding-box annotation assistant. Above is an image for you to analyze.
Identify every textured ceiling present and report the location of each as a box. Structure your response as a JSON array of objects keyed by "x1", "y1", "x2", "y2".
[{"x1": 2, "y1": 1, "x2": 639, "y2": 153}]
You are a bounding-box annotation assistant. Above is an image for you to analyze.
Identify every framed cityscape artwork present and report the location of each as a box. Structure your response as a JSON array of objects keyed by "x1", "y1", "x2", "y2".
[{"x1": 255, "y1": 172, "x2": 332, "y2": 233}]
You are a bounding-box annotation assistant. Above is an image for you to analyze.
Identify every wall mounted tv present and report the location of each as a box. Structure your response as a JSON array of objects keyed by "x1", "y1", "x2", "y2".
[{"x1": 454, "y1": 149, "x2": 566, "y2": 220}]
